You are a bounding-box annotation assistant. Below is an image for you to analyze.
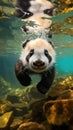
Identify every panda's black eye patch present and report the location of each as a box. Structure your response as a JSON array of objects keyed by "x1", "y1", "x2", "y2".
[
  {"x1": 29, "y1": 49, "x2": 34, "y2": 56},
  {"x1": 44, "y1": 49, "x2": 49, "y2": 57},
  {"x1": 26, "y1": 49, "x2": 34, "y2": 62},
  {"x1": 44, "y1": 49, "x2": 52, "y2": 62}
]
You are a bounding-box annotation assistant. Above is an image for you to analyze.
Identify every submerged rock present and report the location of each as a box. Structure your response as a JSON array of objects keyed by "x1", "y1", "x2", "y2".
[
  {"x1": 0, "y1": 99, "x2": 13, "y2": 115},
  {"x1": 44, "y1": 99, "x2": 73, "y2": 125},
  {"x1": 13, "y1": 103, "x2": 28, "y2": 116},
  {"x1": 10, "y1": 118, "x2": 23, "y2": 130},
  {"x1": 31, "y1": 99, "x2": 46, "y2": 123},
  {"x1": 0, "y1": 76, "x2": 73, "y2": 129},
  {"x1": 47, "y1": 76, "x2": 73, "y2": 99},
  {"x1": 17, "y1": 122, "x2": 46, "y2": 130},
  {"x1": 6, "y1": 94, "x2": 20, "y2": 103},
  {"x1": 0, "y1": 111, "x2": 13, "y2": 129}
]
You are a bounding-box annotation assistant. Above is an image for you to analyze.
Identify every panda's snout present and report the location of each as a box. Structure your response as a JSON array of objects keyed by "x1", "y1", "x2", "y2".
[{"x1": 33, "y1": 60, "x2": 45, "y2": 67}]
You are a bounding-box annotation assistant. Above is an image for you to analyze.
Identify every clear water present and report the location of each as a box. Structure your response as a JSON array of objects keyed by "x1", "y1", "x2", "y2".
[
  {"x1": 52, "y1": 11, "x2": 73, "y2": 76},
  {"x1": 0, "y1": 11, "x2": 73, "y2": 97}
]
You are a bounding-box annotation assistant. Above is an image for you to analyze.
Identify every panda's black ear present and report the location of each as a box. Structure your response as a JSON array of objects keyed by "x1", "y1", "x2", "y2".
[{"x1": 22, "y1": 40, "x2": 30, "y2": 48}]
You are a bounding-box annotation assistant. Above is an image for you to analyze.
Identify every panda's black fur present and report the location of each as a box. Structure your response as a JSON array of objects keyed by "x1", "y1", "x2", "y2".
[{"x1": 15, "y1": 38, "x2": 55, "y2": 94}]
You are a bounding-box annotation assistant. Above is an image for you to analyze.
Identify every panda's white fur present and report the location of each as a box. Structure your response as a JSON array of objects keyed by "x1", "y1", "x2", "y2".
[
  {"x1": 29, "y1": 0, "x2": 54, "y2": 14},
  {"x1": 22, "y1": 13, "x2": 52, "y2": 33},
  {"x1": 20, "y1": 38, "x2": 56, "y2": 73}
]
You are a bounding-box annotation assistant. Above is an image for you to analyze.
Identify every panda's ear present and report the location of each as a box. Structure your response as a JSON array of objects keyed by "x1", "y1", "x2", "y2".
[{"x1": 22, "y1": 40, "x2": 30, "y2": 48}]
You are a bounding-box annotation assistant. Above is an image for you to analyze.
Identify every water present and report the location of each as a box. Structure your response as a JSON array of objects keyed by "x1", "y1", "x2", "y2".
[
  {"x1": 52, "y1": 11, "x2": 73, "y2": 76},
  {"x1": 54, "y1": 34, "x2": 73, "y2": 75},
  {"x1": 0, "y1": 10, "x2": 73, "y2": 97}
]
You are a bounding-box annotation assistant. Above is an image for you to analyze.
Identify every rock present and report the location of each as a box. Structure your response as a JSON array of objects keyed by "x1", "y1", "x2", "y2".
[
  {"x1": 0, "y1": 99, "x2": 13, "y2": 115},
  {"x1": 13, "y1": 103, "x2": 28, "y2": 116},
  {"x1": 6, "y1": 94, "x2": 20, "y2": 103},
  {"x1": 0, "y1": 111, "x2": 13, "y2": 129},
  {"x1": 47, "y1": 76, "x2": 73, "y2": 100},
  {"x1": 23, "y1": 111, "x2": 32, "y2": 122},
  {"x1": 44, "y1": 99, "x2": 73, "y2": 125},
  {"x1": 10, "y1": 118, "x2": 23, "y2": 130},
  {"x1": 27, "y1": 85, "x2": 46, "y2": 99},
  {"x1": 17, "y1": 122, "x2": 46, "y2": 130},
  {"x1": 0, "y1": 76, "x2": 73, "y2": 129},
  {"x1": 14, "y1": 85, "x2": 45, "y2": 104},
  {"x1": 51, "y1": 124, "x2": 70, "y2": 130},
  {"x1": 57, "y1": 89, "x2": 73, "y2": 99},
  {"x1": 69, "y1": 125, "x2": 73, "y2": 130},
  {"x1": 42, "y1": 121, "x2": 51, "y2": 130},
  {"x1": 31, "y1": 99, "x2": 47, "y2": 123}
]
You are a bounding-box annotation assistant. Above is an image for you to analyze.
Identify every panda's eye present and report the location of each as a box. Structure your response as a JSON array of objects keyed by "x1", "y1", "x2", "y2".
[
  {"x1": 29, "y1": 49, "x2": 34, "y2": 56},
  {"x1": 44, "y1": 9, "x2": 50, "y2": 15},
  {"x1": 44, "y1": 8, "x2": 53, "y2": 16},
  {"x1": 44, "y1": 49, "x2": 49, "y2": 57}
]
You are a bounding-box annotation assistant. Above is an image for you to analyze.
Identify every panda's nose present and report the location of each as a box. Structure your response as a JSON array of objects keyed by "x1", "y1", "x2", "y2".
[{"x1": 33, "y1": 60, "x2": 45, "y2": 67}]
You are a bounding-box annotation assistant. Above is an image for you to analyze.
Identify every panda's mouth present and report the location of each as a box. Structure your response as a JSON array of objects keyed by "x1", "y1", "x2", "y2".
[
  {"x1": 30, "y1": 60, "x2": 47, "y2": 72},
  {"x1": 31, "y1": 66, "x2": 47, "y2": 73}
]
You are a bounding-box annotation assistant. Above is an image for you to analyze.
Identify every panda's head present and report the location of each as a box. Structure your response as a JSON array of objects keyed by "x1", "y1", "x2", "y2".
[
  {"x1": 20, "y1": 38, "x2": 56, "y2": 73},
  {"x1": 15, "y1": 0, "x2": 54, "y2": 19}
]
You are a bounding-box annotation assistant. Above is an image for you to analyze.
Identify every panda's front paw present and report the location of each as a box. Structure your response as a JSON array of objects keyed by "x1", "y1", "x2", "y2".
[
  {"x1": 15, "y1": 60, "x2": 31, "y2": 86},
  {"x1": 37, "y1": 82, "x2": 49, "y2": 94},
  {"x1": 18, "y1": 72, "x2": 31, "y2": 86}
]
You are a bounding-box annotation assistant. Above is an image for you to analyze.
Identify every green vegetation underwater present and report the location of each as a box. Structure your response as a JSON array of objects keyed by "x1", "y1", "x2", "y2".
[{"x1": 0, "y1": 0, "x2": 73, "y2": 129}]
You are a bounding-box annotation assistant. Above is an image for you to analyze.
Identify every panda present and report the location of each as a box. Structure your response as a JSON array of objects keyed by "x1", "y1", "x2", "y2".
[
  {"x1": 21, "y1": 13, "x2": 52, "y2": 34},
  {"x1": 15, "y1": 0, "x2": 54, "y2": 19},
  {"x1": 15, "y1": 38, "x2": 56, "y2": 94}
]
